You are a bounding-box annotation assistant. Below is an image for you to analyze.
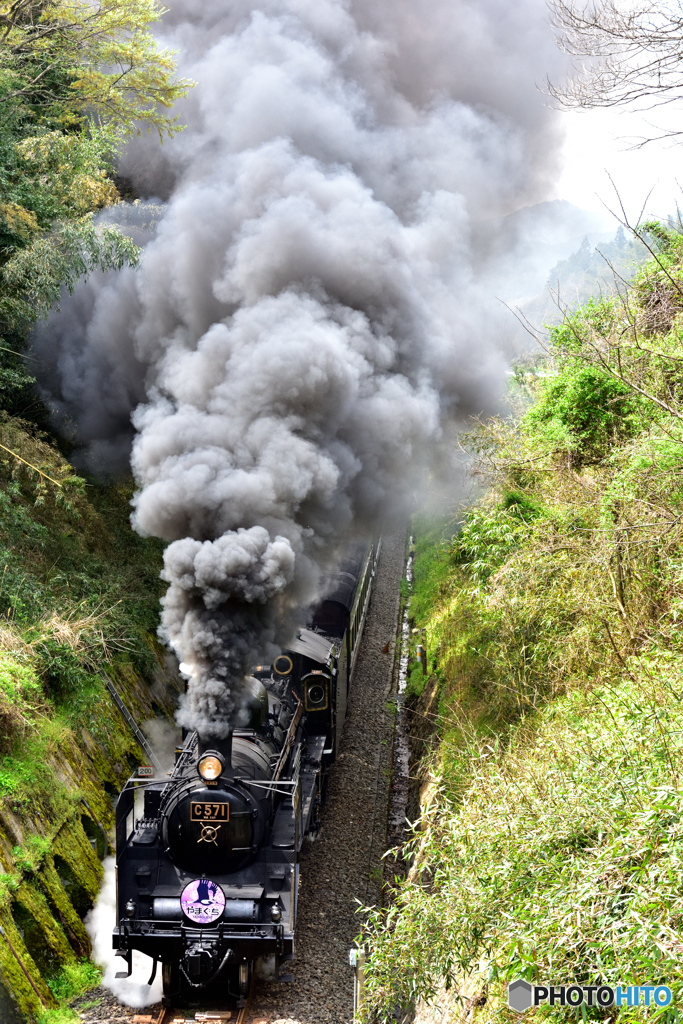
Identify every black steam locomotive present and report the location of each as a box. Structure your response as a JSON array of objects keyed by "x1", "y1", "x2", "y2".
[{"x1": 113, "y1": 541, "x2": 379, "y2": 1006}]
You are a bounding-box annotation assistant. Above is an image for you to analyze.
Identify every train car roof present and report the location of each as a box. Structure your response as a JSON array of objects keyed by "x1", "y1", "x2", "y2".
[
  {"x1": 317, "y1": 542, "x2": 369, "y2": 613},
  {"x1": 287, "y1": 627, "x2": 336, "y2": 664}
]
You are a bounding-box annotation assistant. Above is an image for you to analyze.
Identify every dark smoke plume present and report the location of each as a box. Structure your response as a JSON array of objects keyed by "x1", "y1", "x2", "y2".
[{"x1": 32, "y1": 0, "x2": 568, "y2": 737}]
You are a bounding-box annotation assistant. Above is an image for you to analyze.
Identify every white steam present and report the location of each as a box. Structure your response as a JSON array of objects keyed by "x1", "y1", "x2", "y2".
[
  {"x1": 32, "y1": 0, "x2": 569, "y2": 734},
  {"x1": 85, "y1": 857, "x2": 162, "y2": 1007},
  {"x1": 142, "y1": 716, "x2": 181, "y2": 773}
]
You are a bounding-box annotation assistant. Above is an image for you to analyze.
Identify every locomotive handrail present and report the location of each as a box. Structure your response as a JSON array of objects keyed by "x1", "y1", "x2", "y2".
[
  {"x1": 234, "y1": 777, "x2": 298, "y2": 797},
  {"x1": 271, "y1": 702, "x2": 303, "y2": 782},
  {"x1": 121, "y1": 778, "x2": 171, "y2": 791},
  {"x1": 348, "y1": 541, "x2": 379, "y2": 682}
]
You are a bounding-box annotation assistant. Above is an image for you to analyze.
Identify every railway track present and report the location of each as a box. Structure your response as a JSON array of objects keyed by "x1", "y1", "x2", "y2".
[{"x1": 138, "y1": 999, "x2": 250, "y2": 1024}]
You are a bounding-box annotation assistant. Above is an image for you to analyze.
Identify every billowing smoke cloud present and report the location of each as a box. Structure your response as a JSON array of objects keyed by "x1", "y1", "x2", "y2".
[
  {"x1": 32, "y1": 0, "x2": 568, "y2": 735},
  {"x1": 162, "y1": 527, "x2": 300, "y2": 735}
]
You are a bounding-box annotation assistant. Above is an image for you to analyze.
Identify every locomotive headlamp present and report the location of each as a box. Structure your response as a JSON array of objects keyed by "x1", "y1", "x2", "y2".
[
  {"x1": 197, "y1": 752, "x2": 225, "y2": 781},
  {"x1": 303, "y1": 672, "x2": 329, "y2": 711}
]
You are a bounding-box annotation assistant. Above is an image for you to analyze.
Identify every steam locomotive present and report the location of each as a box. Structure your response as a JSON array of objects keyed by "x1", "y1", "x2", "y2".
[{"x1": 113, "y1": 541, "x2": 379, "y2": 1006}]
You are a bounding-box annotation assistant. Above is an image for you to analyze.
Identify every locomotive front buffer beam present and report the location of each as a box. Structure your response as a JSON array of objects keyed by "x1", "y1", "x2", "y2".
[{"x1": 113, "y1": 922, "x2": 292, "y2": 964}]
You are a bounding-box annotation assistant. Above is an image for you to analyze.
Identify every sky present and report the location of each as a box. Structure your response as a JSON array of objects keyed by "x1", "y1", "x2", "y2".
[{"x1": 556, "y1": 105, "x2": 683, "y2": 225}]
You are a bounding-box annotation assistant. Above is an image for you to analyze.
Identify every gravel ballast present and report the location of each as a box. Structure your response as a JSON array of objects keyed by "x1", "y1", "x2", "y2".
[{"x1": 78, "y1": 533, "x2": 406, "y2": 1024}]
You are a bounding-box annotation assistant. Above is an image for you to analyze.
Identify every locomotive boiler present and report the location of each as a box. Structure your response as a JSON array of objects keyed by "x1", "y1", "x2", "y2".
[{"x1": 113, "y1": 541, "x2": 379, "y2": 1006}]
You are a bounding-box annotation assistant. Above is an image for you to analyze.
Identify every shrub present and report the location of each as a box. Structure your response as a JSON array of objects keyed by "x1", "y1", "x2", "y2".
[
  {"x1": 523, "y1": 364, "x2": 640, "y2": 466},
  {"x1": 362, "y1": 671, "x2": 683, "y2": 1022}
]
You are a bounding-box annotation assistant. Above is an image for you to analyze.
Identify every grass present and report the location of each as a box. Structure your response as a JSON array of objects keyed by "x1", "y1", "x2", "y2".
[
  {"x1": 37, "y1": 1011, "x2": 79, "y2": 1024},
  {"x1": 364, "y1": 666, "x2": 683, "y2": 1021},
  {"x1": 0, "y1": 412, "x2": 166, "y2": 781},
  {"x1": 404, "y1": 518, "x2": 458, "y2": 700},
  {"x1": 47, "y1": 960, "x2": 101, "y2": 1002},
  {"x1": 35, "y1": 961, "x2": 102, "y2": 1024},
  {"x1": 359, "y1": 222, "x2": 683, "y2": 1021}
]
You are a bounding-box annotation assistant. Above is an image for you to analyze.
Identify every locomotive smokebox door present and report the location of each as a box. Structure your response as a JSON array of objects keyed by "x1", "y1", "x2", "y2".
[{"x1": 163, "y1": 785, "x2": 257, "y2": 874}]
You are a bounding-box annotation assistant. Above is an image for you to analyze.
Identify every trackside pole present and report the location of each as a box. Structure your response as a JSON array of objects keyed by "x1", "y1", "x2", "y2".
[{"x1": 350, "y1": 947, "x2": 366, "y2": 1017}]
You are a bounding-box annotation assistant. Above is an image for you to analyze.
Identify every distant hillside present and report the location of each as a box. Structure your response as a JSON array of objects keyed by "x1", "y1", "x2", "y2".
[{"x1": 523, "y1": 224, "x2": 648, "y2": 327}]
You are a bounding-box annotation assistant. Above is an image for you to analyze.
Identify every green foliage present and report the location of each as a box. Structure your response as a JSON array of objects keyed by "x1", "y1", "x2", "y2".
[
  {"x1": 363, "y1": 673, "x2": 683, "y2": 1022},
  {"x1": 1, "y1": 199, "x2": 140, "y2": 328},
  {"x1": 451, "y1": 503, "x2": 529, "y2": 587},
  {"x1": 0, "y1": 411, "x2": 169, "y2": 1009},
  {"x1": 0, "y1": 754, "x2": 36, "y2": 795},
  {"x1": 0, "y1": 720, "x2": 72, "y2": 798},
  {"x1": 0, "y1": 0, "x2": 191, "y2": 426},
  {"x1": 524, "y1": 364, "x2": 639, "y2": 465},
  {"x1": 399, "y1": 575, "x2": 409, "y2": 602},
  {"x1": 0, "y1": 114, "x2": 138, "y2": 321},
  {"x1": 404, "y1": 662, "x2": 426, "y2": 700},
  {"x1": 0, "y1": 125, "x2": 120, "y2": 231},
  {"x1": 0, "y1": 655, "x2": 41, "y2": 696},
  {"x1": 408, "y1": 518, "x2": 458, "y2": 623},
  {"x1": 527, "y1": 225, "x2": 648, "y2": 327},
  {"x1": 0, "y1": 871, "x2": 20, "y2": 907},
  {"x1": 37, "y1": 1008, "x2": 79, "y2": 1024},
  {"x1": 638, "y1": 219, "x2": 683, "y2": 255},
  {"x1": 553, "y1": 227, "x2": 646, "y2": 300},
  {"x1": 47, "y1": 959, "x2": 101, "y2": 1002},
  {"x1": 0, "y1": 414, "x2": 165, "y2": 802},
  {"x1": 360, "y1": 224, "x2": 683, "y2": 1022},
  {"x1": 0, "y1": 0, "x2": 191, "y2": 137},
  {"x1": 12, "y1": 834, "x2": 51, "y2": 873},
  {"x1": 0, "y1": 120, "x2": 138, "y2": 420},
  {"x1": 403, "y1": 519, "x2": 458, "y2": 699},
  {"x1": 499, "y1": 488, "x2": 540, "y2": 519},
  {"x1": 0, "y1": 361, "x2": 38, "y2": 419}
]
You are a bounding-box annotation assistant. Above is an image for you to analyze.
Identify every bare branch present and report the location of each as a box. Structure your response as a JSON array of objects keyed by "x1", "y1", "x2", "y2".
[{"x1": 548, "y1": 0, "x2": 683, "y2": 139}]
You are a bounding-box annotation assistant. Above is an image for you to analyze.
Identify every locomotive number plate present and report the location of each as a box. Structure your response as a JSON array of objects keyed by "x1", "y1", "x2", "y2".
[{"x1": 190, "y1": 801, "x2": 229, "y2": 821}]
